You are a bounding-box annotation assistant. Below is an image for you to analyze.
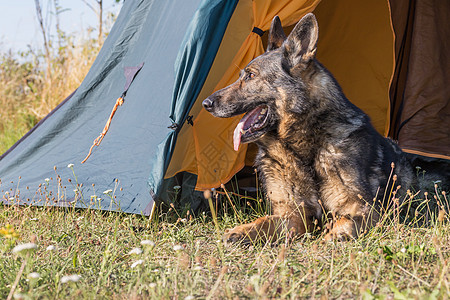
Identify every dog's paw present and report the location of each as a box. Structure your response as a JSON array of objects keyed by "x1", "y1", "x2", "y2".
[
  {"x1": 222, "y1": 227, "x2": 252, "y2": 246},
  {"x1": 323, "y1": 232, "x2": 335, "y2": 242},
  {"x1": 324, "y1": 231, "x2": 352, "y2": 242},
  {"x1": 324, "y1": 217, "x2": 357, "y2": 242}
]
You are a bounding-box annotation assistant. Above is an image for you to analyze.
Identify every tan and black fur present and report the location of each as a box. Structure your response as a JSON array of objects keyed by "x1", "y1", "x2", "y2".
[{"x1": 203, "y1": 14, "x2": 414, "y2": 243}]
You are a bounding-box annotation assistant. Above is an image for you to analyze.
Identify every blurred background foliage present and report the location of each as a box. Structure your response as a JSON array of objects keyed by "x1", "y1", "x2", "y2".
[{"x1": 0, "y1": 0, "x2": 122, "y2": 154}]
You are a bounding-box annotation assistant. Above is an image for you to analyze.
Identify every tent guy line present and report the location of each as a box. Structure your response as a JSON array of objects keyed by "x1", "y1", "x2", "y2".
[{"x1": 81, "y1": 63, "x2": 145, "y2": 164}]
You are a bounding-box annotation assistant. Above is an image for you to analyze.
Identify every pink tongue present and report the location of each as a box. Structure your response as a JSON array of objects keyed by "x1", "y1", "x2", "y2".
[
  {"x1": 233, "y1": 106, "x2": 266, "y2": 151},
  {"x1": 233, "y1": 111, "x2": 254, "y2": 151},
  {"x1": 233, "y1": 121, "x2": 245, "y2": 151}
]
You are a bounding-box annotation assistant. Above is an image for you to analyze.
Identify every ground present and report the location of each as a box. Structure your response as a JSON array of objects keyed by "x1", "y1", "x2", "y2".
[{"x1": 0, "y1": 186, "x2": 449, "y2": 299}]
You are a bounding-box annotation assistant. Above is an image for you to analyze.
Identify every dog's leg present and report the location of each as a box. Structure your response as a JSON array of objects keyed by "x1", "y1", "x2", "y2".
[
  {"x1": 223, "y1": 211, "x2": 315, "y2": 245},
  {"x1": 223, "y1": 141, "x2": 322, "y2": 245}
]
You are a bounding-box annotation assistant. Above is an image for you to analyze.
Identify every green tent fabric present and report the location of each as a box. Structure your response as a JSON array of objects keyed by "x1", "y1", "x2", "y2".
[
  {"x1": 0, "y1": 0, "x2": 237, "y2": 215},
  {"x1": 148, "y1": 0, "x2": 238, "y2": 202}
]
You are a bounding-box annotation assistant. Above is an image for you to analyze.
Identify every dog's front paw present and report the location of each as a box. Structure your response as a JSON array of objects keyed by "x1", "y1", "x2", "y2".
[
  {"x1": 222, "y1": 226, "x2": 253, "y2": 245},
  {"x1": 324, "y1": 232, "x2": 352, "y2": 242},
  {"x1": 324, "y1": 217, "x2": 358, "y2": 242}
]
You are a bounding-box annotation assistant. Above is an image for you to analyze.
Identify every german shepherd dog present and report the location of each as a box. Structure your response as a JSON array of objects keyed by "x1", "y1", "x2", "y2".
[{"x1": 202, "y1": 14, "x2": 414, "y2": 243}]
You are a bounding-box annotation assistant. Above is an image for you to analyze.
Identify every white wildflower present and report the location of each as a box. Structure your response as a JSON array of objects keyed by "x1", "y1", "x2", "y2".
[
  {"x1": 61, "y1": 274, "x2": 81, "y2": 283},
  {"x1": 173, "y1": 185, "x2": 181, "y2": 191},
  {"x1": 131, "y1": 259, "x2": 144, "y2": 268},
  {"x1": 103, "y1": 189, "x2": 113, "y2": 194},
  {"x1": 128, "y1": 247, "x2": 143, "y2": 255},
  {"x1": 149, "y1": 282, "x2": 157, "y2": 288},
  {"x1": 77, "y1": 216, "x2": 84, "y2": 221},
  {"x1": 193, "y1": 265, "x2": 203, "y2": 271},
  {"x1": 29, "y1": 218, "x2": 39, "y2": 221},
  {"x1": 8, "y1": 197, "x2": 15, "y2": 201},
  {"x1": 67, "y1": 163, "x2": 74, "y2": 168},
  {"x1": 45, "y1": 178, "x2": 50, "y2": 183},
  {"x1": 250, "y1": 274, "x2": 260, "y2": 285},
  {"x1": 400, "y1": 247, "x2": 406, "y2": 253},
  {"x1": 140, "y1": 240, "x2": 155, "y2": 247},
  {"x1": 12, "y1": 243, "x2": 37, "y2": 254},
  {"x1": 173, "y1": 245, "x2": 183, "y2": 251},
  {"x1": 13, "y1": 293, "x2": 26, "y2": 299},
  {"x1": 28, "y1": 272, "x2": 41, "y2": 279},
  {"x1": 184, "y1": 296, "x2": 195, "y2": 300},
  {"x1": 46, "y1": 245, "x2": 56, "y2": 251}
]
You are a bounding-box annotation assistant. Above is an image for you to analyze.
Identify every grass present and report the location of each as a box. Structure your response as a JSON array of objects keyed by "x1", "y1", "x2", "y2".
[
  {"x1": 0, "y1": 36, "x2": 101, "y2": 155},
  {"x1": 1, "y1": 182, "x2": 449, "y2": 299}
]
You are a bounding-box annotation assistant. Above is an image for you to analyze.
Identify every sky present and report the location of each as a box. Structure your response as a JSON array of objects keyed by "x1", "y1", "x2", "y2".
[{"x1": 0, "y1": 1, "x2": 123, "y2": 52}]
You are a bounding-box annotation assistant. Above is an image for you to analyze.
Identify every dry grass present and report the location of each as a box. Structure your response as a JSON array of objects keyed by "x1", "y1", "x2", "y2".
[
  {"x1": 0, "y1": 180, "x2": 449, "y2": 299},
  {"x1": 0, "y1": 36, "x2": 100, "y2": 154}
]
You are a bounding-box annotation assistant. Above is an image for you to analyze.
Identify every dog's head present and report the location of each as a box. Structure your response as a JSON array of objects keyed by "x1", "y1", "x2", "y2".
[{"x1": 203, "y1": 13, "x2": 319, "y2": 151}]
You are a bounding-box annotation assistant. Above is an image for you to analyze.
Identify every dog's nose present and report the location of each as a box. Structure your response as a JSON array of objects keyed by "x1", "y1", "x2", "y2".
[{"x1": 202, "y1": 98, "x2": 214, "y2": 111}]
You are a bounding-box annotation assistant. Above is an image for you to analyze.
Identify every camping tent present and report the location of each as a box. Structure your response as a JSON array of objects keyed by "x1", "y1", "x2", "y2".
[{"x1": 1, "y1": 0, "x2": 449, "y2": 215}]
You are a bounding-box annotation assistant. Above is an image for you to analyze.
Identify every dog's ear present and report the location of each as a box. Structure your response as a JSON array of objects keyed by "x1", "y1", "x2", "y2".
[
  {"x1": 282, "y1": 13, "x2": 318, "y2": 67},
  {"x1": 267, "y1": 16, "x2": 286, "y2": 51}
]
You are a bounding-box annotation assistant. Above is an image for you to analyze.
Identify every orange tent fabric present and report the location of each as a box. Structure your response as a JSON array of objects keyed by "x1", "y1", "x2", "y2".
[{"x1": 314, "y1": 0, "x2": 394, "y2": 134}]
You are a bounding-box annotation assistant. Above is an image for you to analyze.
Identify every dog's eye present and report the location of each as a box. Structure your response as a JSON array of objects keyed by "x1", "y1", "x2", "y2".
[
  {"x1": 247, "y1": 72, "x2": 255, "y2": 79},
  {"x1": 243, "y1": 69, "x2": 256, "y2": 80}
]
